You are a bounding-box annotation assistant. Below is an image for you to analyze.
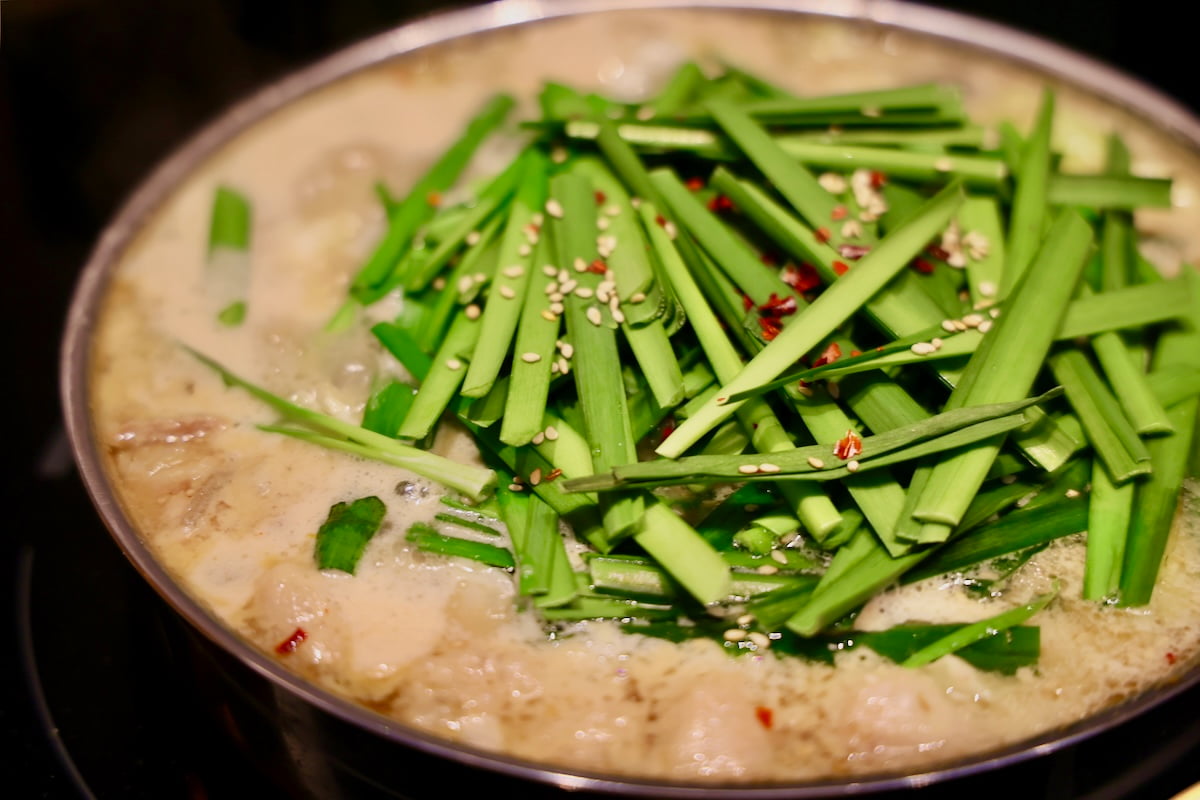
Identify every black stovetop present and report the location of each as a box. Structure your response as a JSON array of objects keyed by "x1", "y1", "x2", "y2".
[{"x1": 6, "y1": 2, "x2": 1200, "y2": 797}]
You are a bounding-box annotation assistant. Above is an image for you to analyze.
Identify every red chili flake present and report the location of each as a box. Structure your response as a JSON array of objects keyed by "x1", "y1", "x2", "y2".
[
  {"x1": 544, "y1": 468, "x2": 564, "y2": 483},
  {"x1": 812, "y1": 341, "x2": 843, "y2": 367},
  {"x1": 850, "y1": 349, "x2": 862, "y2": 357},
  {"x1": 275, "y1": 628, "x2": 308, "y2": 655},
  {"x1": 594, "y1": 190, "x2": 607, "y2": 205},
  {"x1": 742, "y1": 293, "x2": 755, "y2": 311},
  {"x1": 755, "y1": 706, "x2": 774, "y2": 729},
  {"x1": 814, "y1": 227, "x2": 832, "y2": 244},
  {"x1": 927, "y1": 244, "x2": 951, "y2": 261},
  {"x1": 833, "y1": 429, "x2": 864, "y2": 460},
  {"x1": 758, "y1": 316, "x2": 782, "y2": 341},
  {"x1": 426, "y1": 191, "x2": 443, "y2": 207},
  {"x1": 833, "y1": 260, "x2": 850, "y2": 276},
  {"x1": 831, "y1": 205, "x2": 848, "y2": 221},
  {"x1": 524, "y1": 222, "x2": 541, "y2": 236},
  {"x1": 655, "y1": 213, "x2": 668, "y2": 228},
  {"x1": 587, "y1": 258, "x2": 608, "y2": 275},
  {"x1": 838, "y1": 243, "x2": 872, "y2": 260},
  {"x1": 706, "y1": 194, "x2": 735, "y2": 213},
  {"x1": 783, "y1": 263, "x2": 822, "y2": 292},
  {"x1": 758, "y1": 293, "x2": 798, "y2": 319},
  {"x1": 685, "y1": 176, "x2": 706, "y2": 191},
  {"x1": 911, "y1": 258, "x2": 936, "y2": 275},
  {"x1": 869, "y1": 170, "x2": 887, "y2": 188},
  {"x1": 659, "y1": 418, "x2": 676, "y2": 443},
  {"x1": 1166, "y1": 652, "x2": 1178, "y2": 665},
  {"x1": 760, "y1": 251, "x2": 780, "y2": 266}
]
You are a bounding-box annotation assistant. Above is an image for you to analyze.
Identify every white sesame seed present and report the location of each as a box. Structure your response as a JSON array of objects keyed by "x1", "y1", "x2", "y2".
[
  {"x1": 748, "y1": 632, "x2": 772, "y2": 649},
  {"x1": 756, "y1": 564, "x2": 779, "y2": 575},
  {"x1": 465, "y1": 230, "x2": 481, "y2": 246},
  {"x1": 1016, "y1": 494, "x2": 1032, "y2": 508},
  {"x1": 931, "y1": 337, "x2": 944, "y2": 349},
  {"x1": 556, "y1": 357, "x2": 570, "y2": 375},
  {"x1": 596, "y1": 289, "x2": 611, "y2": 304},
  {"x1": 846, "y1": 460, "x2": 861, "y2": 472},
  {"x1": 1065, "y1": 488, "x2": 1081, "y2": 498},
  {"x1": 630, "y1": 197, "x2": 642, "y2": 209},
  {"x1": 723, "y1": 629, "x2": 748, "y2": 642},
  {"x1": 550, "y1": 147, "x2": 567, "y2": 164},
  {"x1": 549, "y1": 292, "x2": 564, "y2": 303},
  {"x1": 989, "y1": 307, "x2": 1001, "y2": 318},
  {"x1": 737, "y1": 614, "x2": 755, "y2": 626},
  {"x1": 445, "y1": 358, "x2": 462, "y2": 370},
  {"x1": 544, "y1": 282, "x2": 559, "y2": 295},
  {"x1": 557, "y1": 269, "x2": 570, "y2": 283},
  {"x1": 630, "y1": 292, "x2": 646, "y2": 304},
  {"x1": 807, "y1": 456, "x2": 826, "y2": 469},
  {"x1": 861, "y1": 105, "x2": 882, "y2": 118},
  {"x1": 596, "y1": 217, "x2": 610, "y2": 231},
  {"x1": 941, "y1": 319, "x2": 958, "y2": 333},
  {"x1": 573, "y1": 257, "x2": 587, "y2": 273},
  {"x1": 758, "y1": 463, "x2": 782, "y2": 473},
  {"x1": 953, "y1": 319, "x2": 968, "y2": 332},
  {"x1": 841, "y1": 220, "x2": 863, "y2": 239},
  {"x1": 587, "y1": 306, "x2": 603, "y2": 326},
  {"x1": 827, "y1": 381, "x2": 840, "y2": 399},
  {"x1": 474, "y1": 272, "x2": 487, "y2": 284},
  {"x1": 465, "y1": 304, "x2": 481, "y2": 320},
  {"x1": 911, "y1": 341, "x2": 937, "y2": 355},
  {"x1": 560, "y1": 279, "x2": 578, "y2": 294},
  {"x1": 962, "y1": 313, "x2": 984, "y2": 328},
  {"x1": 663, "y1": 221, "x2": 678, "y2": 240},
  {"x1": 795, "y1": 383, "x2": 813, "y2": 397},
  {"x1": 508, "y1": 483, "x2": 524, "y2": 491},
  {"x1": 545, "y1": 425, "x2": 559, "y2": 441},
  {"x1": 525, "y1": 228, "x2": 539, "y2": 245},
  {"x1": 978, "y1": 320, "x2": 993, "y2": 333},
  {"x1": 978, "y1": 280, "x2": 997, "y2": 297},
  {"x1": 457, "y1": 276, "x2": 474, "y2": 294},
  {"x1": 560, "y1": 343, "x2": 574, "y2": 359},
  {"x1": 499, "y1": 285, "x2": 516, "y2": 299},
  {"x1": 521, "y1": 352, "x2": 541, "y2": 363},
  {"x1": 738, "y1": 464, "x2": 760, "y2": 474},
  {"x1": 531, "y1": 212, "x2": 544, "y2": 226},
  {"x1": 541, "y1": 309, "x2": 558, "y2": 322},
  {"x1": 545, "y1": 198, "x2": 564, "y2": 218},
  {"x1": 550, "y1": 302, "x2": 564, "y2": 315},
  {"x1": 503, "y1": 264, "x2": 525, "y2": 278},
  {"x1": 532, "y1": 432, "x2": 545, "y2": 445},
  {"x1": 770, "y1": 550, "x2": 789, "y2": 565},
  {"x1": 818, "y1": 172, "x2": 848, "y2": 194},
  {"x1": 542, "y1": 264, "x2": 558, "y2": 277},
  {"x1": 432, "y1": 276, "x2": 446, "y2": 290},
  {"x1": 635, "y1": 105, "x2": 655, "y2": 121},
  {"x1": 934, "y1": 157, "x2": 954, "y2": 172},
  {"x1": 529, "y1": 468, "x2": 542, "y2": 486},
  {"x1": 612, "y1": 309, "x2": 626, "y2": 324},
  {"x1": 518, "y1": 243, "x2": 531, "y2": 257},
  {"x1": 605, "y1": 204, "x2": 621, "y2": 217},
  {"x1": 575, "y1": 287, "x2": 594, "y2": 298},
  {"x1": 1001, "y1": 474, "x2": 1018, "y2": 485}
]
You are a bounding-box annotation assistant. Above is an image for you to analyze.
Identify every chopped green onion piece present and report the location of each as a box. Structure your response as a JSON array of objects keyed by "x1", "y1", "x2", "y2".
[{"x1": 315, "y1": 496, "x2": 386, "y2": 574}]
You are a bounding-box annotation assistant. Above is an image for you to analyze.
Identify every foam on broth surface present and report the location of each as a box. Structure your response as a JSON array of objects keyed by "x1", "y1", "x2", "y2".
[{"x1": 89, "y1": 9, "x2": 1200, "y2": 781}]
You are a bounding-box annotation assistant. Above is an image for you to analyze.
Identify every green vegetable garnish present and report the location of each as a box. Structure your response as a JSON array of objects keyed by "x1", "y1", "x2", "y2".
[{"x1": 315, "y1": 496, "x2": 387, "y2": 574}]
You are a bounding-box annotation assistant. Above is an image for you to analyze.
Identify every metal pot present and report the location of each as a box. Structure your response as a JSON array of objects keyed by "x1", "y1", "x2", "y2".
[{"x1": 60, "y1": 1, "x2": 1200, "y2": 796}]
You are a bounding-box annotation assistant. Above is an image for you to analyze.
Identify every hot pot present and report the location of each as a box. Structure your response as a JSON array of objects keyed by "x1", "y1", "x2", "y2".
[{"x1": 60, "y1": 0, "x2": 1200, "y2": 796}]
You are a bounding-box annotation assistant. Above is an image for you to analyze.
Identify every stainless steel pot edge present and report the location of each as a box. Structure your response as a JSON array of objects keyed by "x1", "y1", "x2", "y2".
[{"x1": 59, "y1": 1, "x2": 1200, "y2": 796}]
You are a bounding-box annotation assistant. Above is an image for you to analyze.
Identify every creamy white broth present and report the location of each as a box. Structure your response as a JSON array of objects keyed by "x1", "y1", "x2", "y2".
[{"x1": 90, "y1": 9, "x2": 1200, "y2": 782}]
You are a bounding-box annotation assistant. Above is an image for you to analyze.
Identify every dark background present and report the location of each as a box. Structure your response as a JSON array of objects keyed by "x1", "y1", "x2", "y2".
[{"x1": 3, "y1": 1, "x2": 1198, "y2": 798}]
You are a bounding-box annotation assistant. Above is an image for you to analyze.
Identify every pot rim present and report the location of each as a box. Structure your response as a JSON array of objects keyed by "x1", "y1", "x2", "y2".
[{"x1": 60, "y1": 0, "x2": 1200, "y2": 795}]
